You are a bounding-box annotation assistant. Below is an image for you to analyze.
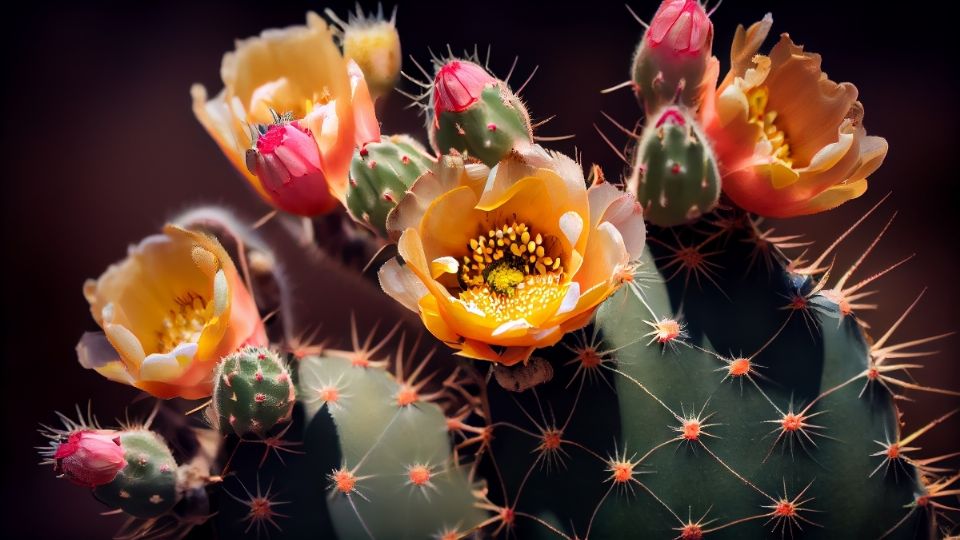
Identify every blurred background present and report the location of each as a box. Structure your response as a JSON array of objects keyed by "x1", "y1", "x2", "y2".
[{"x1": 2, "y1": 1, "x2": 957, "y2": 538}]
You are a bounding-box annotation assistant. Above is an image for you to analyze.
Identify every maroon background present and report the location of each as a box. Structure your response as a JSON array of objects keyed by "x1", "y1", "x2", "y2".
[{"x1": 2, "y1": 1, "x2": 958, "y2": 538}]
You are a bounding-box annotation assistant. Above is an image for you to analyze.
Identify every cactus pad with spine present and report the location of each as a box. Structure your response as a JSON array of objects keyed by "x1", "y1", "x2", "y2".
[
  {"x1": 298, "y1": 349, "x2": 488, "y2": 539},
  {"x1": 346, "y1": 135, "x2": 434, "y2": 236},
  {"x1": 429, "y1": 84, "x2": 533, "y2": 167},
  {"x1": 480, "y1": 218, "x2": 932, "y2": 539},
  {"x1": 93, "y1": 430, "x2": 178, "y2": 519},
  {"x1": 630, "y1": 107, "x2": 720, "y2": 227},
  {"x1": 213, "y1": 346, "x2": 295, "y2": 437}
]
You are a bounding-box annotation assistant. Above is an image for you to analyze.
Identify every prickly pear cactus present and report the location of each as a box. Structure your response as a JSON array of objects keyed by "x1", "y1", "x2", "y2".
[
  {"x1": 213, "y1": 346, "x2": 295, "y2": 437},
  {"x1": 630, "y1": 107, "x2": 720, "y2": 226},
  {"x1": 297, "y1": 340, "x2": 488, "y2": 539},
  {"x1": 346, "y1": 135, "x2": 434, "y2": 236},
  {"x1": 93, "y1": 430, "x2": 179, "y2": 519}
]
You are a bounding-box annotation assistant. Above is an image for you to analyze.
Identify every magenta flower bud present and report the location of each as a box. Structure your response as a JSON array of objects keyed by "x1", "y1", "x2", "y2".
[
  {"x1": 433, "y1": 60, "x2": 497, "y2": 117},
  {"x1": 632, "y1": 0, "x2": 715, "y2": 113},
  {"x1": 247, "y1": 122, "x2": 338, "y2": 216},
  {"x1": 53, "y1": 430, "x2": 126, "y2": 487},
  {"x1": 647, "y1": 0, "x2": 712, "y2": 55}
]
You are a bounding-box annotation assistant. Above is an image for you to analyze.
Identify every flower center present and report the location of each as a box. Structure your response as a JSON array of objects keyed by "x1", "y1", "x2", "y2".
[
  {"x1": 157, "y1": 292, "x2": 210, "y2": 353},
  {"x1": 457, "y1": 221, "x2": 565, "y2": 322},
  {"x1": 746, "y1": 86, "x2": 792, "y2": 167}
]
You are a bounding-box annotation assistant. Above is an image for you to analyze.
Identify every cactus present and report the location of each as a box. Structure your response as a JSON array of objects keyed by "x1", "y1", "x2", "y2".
[
  {"x1": 346, "y1": 135, "x2": 434, "y2": 236},
  {"x1": 213, "y1": 346, "x2": 296, "y2": 438},
  {"x1": 296, "y1": 336, "x2": 489, "y2": 539},
  {"x1": 426, "y1": 59, "x2": 534, "y2": 166},
  {"x1": 629, "y1": 107, "x2": 720, "y2": 226},
  {"x1": 476, "y1": 209, "x2": 947, "y2": 538},
  {"x1": 93, "y1": 430, "x2": 179, "y2": 519}
]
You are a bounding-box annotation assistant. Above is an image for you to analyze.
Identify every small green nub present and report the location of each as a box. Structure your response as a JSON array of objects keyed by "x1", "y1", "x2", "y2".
[
  {"x1": 93, "y1": 430, "x2": 178, "y2": 519},
  {"x1": 430, "y1": 84, "x2": 533, "y2": 167},
  {"x1": 346, "y1": 135, "x2": 434, "y2": 237},
  {"x1": 631, "y1": 107, "x2": 720, "y2": 227},
  {"x1": 212, "y1": 346, "x2": 295, "y2": 437}
]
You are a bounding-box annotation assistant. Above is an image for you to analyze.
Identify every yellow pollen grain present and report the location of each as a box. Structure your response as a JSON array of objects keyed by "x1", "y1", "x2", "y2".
[
  {"x1": 457, "y1": 221, "x2": 566, "y2": 321},
  {"x1": 157, "y1": 292, "x2": 210, "y2": 353}
]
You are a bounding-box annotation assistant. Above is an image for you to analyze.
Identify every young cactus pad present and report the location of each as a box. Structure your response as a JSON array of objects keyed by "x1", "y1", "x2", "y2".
[
  {"x1": 346, "y1": 135, "x2": 434, "y2": 237},
  {"x1": 93, "y1": 430, "x2": 179, "y2": 519},
  {"x1": 213, "y1": 346, "x2": 295, "y2": 437},
  {"x1": 630, "y1": 107, "x2": 720, "y2": 227}
]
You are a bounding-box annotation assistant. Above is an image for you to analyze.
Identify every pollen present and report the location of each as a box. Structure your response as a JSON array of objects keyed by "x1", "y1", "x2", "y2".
[
  {"x1": 729, "y1": 357, "x2": 751, "y2": 377},
  {"x1": 157, "y1": 292, "x2": 210, "y2": 353},
  {"x1": 457, "y1": 221, "x2": 567, "y2": 323},
  {"x1": 747, "y1": 86, "x2": 793, "y2": 167}
]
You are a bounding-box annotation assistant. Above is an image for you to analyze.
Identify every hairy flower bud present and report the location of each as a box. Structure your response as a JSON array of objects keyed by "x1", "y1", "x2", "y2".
[
  {"x1": 54, "y1": 430, "x2": 126, "y2": 488},
  {"x1": 647, "y1": 0, "x2": 711, "y2": 54},
  {"x1": 433, "y1": 60, "x2": 497, "y2": 116}
]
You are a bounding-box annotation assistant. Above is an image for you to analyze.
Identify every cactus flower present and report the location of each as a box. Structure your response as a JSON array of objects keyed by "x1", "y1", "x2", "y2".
[
  {"x1": 78, "y1": 225, "x2": 267, "y2": 399},
  {"x1": 53, "y1": 430, "x2": 126, "y2": 488},
  {"x1": 379, "y1": 147, "x2": 645, "y2": 365},
  {"x1": 327, "y1": 5, "x2": 402, "y2": 102},
  {"x1": 191, "y1": 13, "x2": 380, "y2": 216},
  {"x1": 632, "y1": 0, "x2": 714, "y2": 112},
  {"x1": 700, "y1": 17, "x2": 888, "y2": 217}
]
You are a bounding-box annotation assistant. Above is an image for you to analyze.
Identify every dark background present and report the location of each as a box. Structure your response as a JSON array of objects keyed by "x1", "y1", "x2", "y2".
[{"x1": 2, "y1": 1, "x2": 958, "y2": 538}]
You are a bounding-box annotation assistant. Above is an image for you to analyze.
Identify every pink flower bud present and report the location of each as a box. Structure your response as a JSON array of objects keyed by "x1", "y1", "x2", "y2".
[
  {"x1": 247, "y1": 122, "x2": 337, "y2": 216},
  {"x1": 433, "y1": 60, "x2": 497, "y2": 117},
  {"x1": 54, "y1": 430, "x2": 126, "y2": 487},
  {"x1": 647, "y1": 0, "x2": 712, "y2": 55}
]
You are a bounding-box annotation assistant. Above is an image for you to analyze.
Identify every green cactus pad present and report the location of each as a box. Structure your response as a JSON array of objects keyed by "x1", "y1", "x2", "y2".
[
  {"x1": 482, "y1": 219, "x2": 931, "y2": 539},
  {"x1": 631, "y1": 109, "x2": 720, "y2": 227},
  {"x1": 213, "y1": 346, "x2": 295, "y2": 437},
  {"x1": 430, "y1": 84, "x2": 533, "y2": 167},
  {"x1": 93, "y1": 430, "x2": 178, "y2": 519},
  {"x1": 298, "y1": 352, "x2": 488, "y2": 539},
  {"x1": 346, "y1": 135, "x2": 434, "y2": 237}
]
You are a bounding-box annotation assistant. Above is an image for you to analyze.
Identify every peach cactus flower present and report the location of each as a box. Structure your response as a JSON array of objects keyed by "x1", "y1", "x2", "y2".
[
  {"x1": 191, "y1": 13, "x2": 379, "y2": 216},
  {"x1": 78, "y1": 225, "x2": 266, "y2": 399},
  {"x1": 700, "y1": 15, "x2": 888, "y2": 217},
  {"x1": 379, "y1": 147, "x2": 645, "y2": 365}
]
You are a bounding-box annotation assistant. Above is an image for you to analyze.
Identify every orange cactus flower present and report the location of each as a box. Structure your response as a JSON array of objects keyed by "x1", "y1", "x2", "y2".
[
  {"x1": 379, "y1": 147, "x2": 645, "y2": 365},
  {"x1": 77, "y1": 225, "x2": 267, "y2": 399},
  {"x1": 700, "y1": 15, "x2": 888, "y2": 217},
  {"x1": 191, "y1": 13, "x2": 379, "y2": 216}
]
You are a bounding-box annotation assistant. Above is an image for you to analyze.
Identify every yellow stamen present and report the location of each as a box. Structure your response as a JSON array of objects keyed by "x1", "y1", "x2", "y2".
[
  {"x1": 746, "y1": 86, "x2": 792, "y2": 167},
  {"x1": 157, "y1": 292, "x2": 210, "y2": 353},
  {"x1": 457, "y1": 221, "x2": 566, "y2": 322}
]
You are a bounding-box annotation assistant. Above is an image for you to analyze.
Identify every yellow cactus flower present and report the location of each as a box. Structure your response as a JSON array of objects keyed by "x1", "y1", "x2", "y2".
[
  {"x1": 191, "y1": 13, "x2": 379, "y2": 216},
  {"x1": 78, "y1": 225, "x2": 267, "y2": 399},
  {"x1": 326, "y1": 5, "x2": 402, "y2": 101},
  {"x1": 379, "y1": 147, "x2": 646, "y2": 365},
  {"x1": 700, "y1": 15, "x2": 888, "y2": 217}
]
